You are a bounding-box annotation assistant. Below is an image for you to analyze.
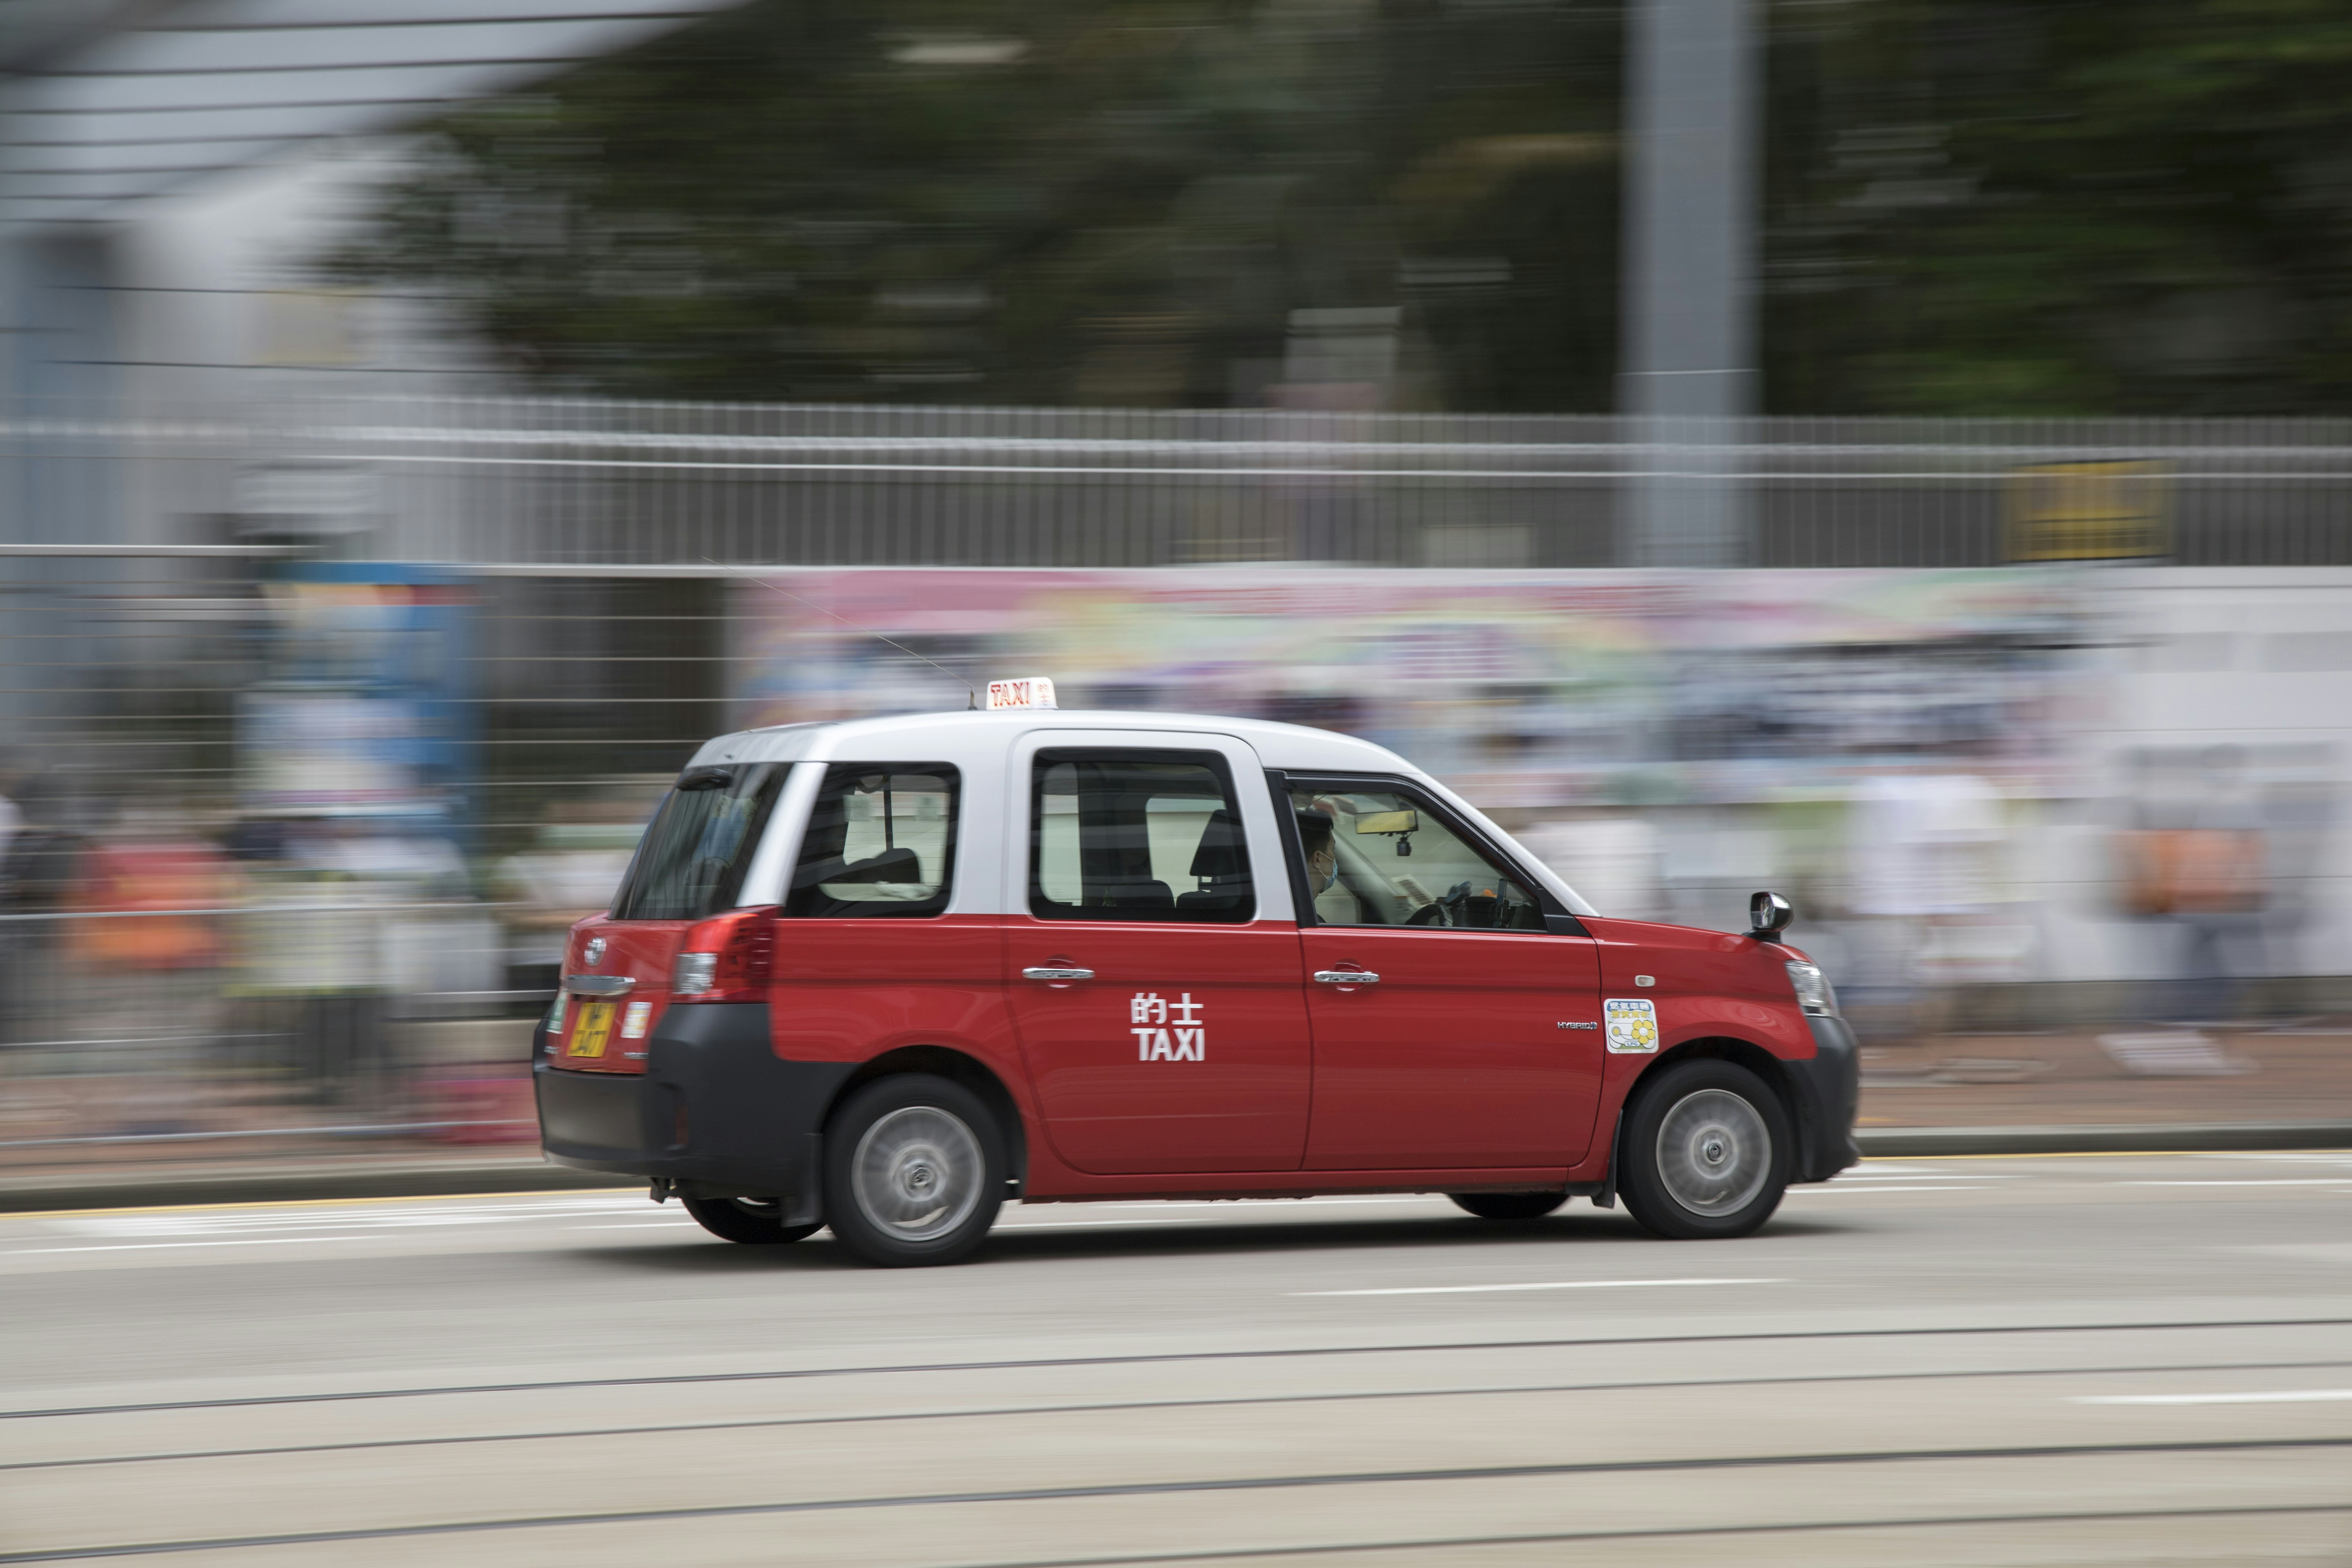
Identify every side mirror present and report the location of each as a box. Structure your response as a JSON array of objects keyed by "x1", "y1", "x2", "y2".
[{"x1": 1749, "y1": 890, "x2": 1794, "y2": 942}]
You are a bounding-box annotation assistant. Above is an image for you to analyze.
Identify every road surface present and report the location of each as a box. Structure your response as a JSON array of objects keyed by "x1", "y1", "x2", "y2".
[{"x1": 5, "y1": 1152, "x2": 2352, "y2": 1565}]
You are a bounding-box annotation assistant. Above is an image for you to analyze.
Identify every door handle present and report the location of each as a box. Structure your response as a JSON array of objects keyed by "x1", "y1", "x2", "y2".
[
  {"x1": 1023, "y1": 966, "x2": 1095, "y2": 982},
  {"x1": 1313, "y1": 969, "x2": 1380, "y2": 985}
]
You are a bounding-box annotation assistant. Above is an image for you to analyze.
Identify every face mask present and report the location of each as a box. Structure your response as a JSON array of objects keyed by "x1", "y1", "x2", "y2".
[{"x1": 1311, "y1": 855, "x2": 1336, "y2": 896}]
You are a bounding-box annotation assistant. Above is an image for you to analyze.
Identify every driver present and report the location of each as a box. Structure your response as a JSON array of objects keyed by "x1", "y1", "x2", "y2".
[{"x1": 1297, "y1": 811, "x2": 1337, "y2": 897}]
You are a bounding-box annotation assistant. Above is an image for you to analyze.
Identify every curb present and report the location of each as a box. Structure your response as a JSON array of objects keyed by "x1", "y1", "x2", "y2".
[
  {"x1": 7, "y1": 1122, "x2": 2352, "y2": 1212},
  {"x1": 1855, "y1": 1122, "x2": 2352, "y2": 1158}
]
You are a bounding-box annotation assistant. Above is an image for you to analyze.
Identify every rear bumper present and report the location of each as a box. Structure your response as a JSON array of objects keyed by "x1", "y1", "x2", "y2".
[
  {"x1": 1785, "y1": 1015, "x2": 1862, "y2": 1183},
  {"x1": 534, "y1": 1002, "x2": 855, "y2": 1211}
]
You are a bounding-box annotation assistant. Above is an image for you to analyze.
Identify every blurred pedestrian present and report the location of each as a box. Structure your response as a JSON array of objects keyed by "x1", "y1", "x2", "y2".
[
  {"x1": 240, "y1": 816, "x2": 397, "y2": 1107},
  {"x1": 1847, "y1": 770, "x2": 2011, "y2": 1040},
  {"x1": 492, "y1": 803, "x2": 645, "y2": 997},
  {"x1": 2120, "y1": 746, "x2": 2266, "y2": 1024}
]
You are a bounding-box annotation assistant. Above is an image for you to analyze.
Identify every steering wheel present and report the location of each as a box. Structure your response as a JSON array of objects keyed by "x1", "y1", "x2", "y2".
[{"x1": 1404, "y1": 901, "x2": 1453, "y2": 928}]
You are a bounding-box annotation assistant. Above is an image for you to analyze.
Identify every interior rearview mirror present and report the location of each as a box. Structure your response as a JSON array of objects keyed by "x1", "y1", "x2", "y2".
[
  {"x1": 1355, "y1": 810, "x2": 1418, "y2": 835},
  {"x1": 1749, "y1": 890, "x2": 1794, "y2": 942}
]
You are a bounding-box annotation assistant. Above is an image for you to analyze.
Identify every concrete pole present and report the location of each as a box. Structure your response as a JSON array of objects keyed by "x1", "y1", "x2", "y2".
[{"x1": 1620, "y1": 0, "x2": 1760, "y2": 567}]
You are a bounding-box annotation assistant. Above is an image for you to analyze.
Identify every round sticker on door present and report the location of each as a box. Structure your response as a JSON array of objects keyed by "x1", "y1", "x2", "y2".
[{"x1": 1604, "y1": 997, "x2": 1660, "y2": 1053}]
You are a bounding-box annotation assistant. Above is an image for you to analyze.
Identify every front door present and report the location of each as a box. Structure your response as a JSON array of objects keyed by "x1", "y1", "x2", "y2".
[
  {"x1": 1283, "y1": 778, "x2": 1603, "y2": 1170},
  {"x1": 1003, "y1": 738, "x2": 1311, "y2": 1175}
]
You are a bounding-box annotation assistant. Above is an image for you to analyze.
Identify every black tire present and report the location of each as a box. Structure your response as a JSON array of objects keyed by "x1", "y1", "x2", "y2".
[
  {"x1": 1617, "y1": 1059, "x2": 1791, "y2": 1240},
  {"x1": 1449, "y1": 1191, "x2": 1568, "y2": 1220},
  {"x1": 823, "y1": 1074, "x2": 1005, "y2": 1267},
  {"x1": 679, "y1": 1193, "x2": 822, "y2": 1245}
]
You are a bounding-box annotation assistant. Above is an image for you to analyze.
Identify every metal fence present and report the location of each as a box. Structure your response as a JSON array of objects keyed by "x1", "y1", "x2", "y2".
[
  {"x1": 10, "y1": 398, "x2": 2352, "y2": 569},
  {"x1": 6, "y1": 395, "x2": 2352, "y2": 1156}
]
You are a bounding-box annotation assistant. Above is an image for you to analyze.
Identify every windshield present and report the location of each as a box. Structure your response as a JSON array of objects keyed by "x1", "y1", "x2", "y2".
[{"x1": 609, "y1": 764, "x2": 786, "y2": 921}]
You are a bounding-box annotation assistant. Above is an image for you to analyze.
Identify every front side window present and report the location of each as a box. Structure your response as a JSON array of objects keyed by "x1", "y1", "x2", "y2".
[
  {"x1": 787, "y1": 765, "x2": 959, "y2": 918},
  {"x1": 611, "y1": 764, "x2": 786, "y2": 922},
  {"x1": 1031, "y1": 752, "x2": 1254, "y2": 923},
  {"x1": 1289, "y1": 783, "x2": 1545, "y2": 931}
]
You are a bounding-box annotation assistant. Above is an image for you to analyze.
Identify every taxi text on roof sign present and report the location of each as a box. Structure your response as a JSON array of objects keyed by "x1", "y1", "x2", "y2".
[{"x1": 986, "y1": 677, "x2": 1058, "y2": 710}]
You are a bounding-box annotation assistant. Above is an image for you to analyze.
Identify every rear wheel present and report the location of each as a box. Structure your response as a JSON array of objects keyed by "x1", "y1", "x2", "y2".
[
  {"x1": 1618, "y1": 1060, "x2": 1791, "y2": 1240},
  {"x1": 679, "y1": 1193, "x2": 821, "y2": 1245},
  {"x1": 1449, "y1": 1192, "x2": 1568, "y2": 1220},
  {"x1": 824, "y1": 1075, "x2": 1005, "y2": 1267}
]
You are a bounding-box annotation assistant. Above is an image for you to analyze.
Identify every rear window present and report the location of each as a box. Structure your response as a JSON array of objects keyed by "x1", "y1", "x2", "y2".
[{"x1": 609, "y1": 764, "x2": 786, "y2": 922}]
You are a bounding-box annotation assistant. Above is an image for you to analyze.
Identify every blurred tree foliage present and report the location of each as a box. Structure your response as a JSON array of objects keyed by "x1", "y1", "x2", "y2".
[
  {"x1": 334, "y1": 0, "x2": 2352, "y2": 414},
  {"x1": 330, "y1": 0, "x2": 1622, "y2": 410},
  {"x1": 1766, "y1": 0, "x2": 2352, "y2": 415}
]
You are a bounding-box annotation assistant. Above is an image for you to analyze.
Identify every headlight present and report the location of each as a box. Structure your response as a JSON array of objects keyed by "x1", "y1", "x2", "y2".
[{"x1": 1784, "y1": 961, "x2": 1838, "y2": 1016}]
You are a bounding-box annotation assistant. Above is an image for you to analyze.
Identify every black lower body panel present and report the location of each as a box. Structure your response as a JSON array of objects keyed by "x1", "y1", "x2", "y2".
[
  {"x1": 1785, "y1": 1015, "x2": 1862, "y2": 1183},
  {"x1": 536, "y1": 1002, "x2": 856, "y2": 1211}
]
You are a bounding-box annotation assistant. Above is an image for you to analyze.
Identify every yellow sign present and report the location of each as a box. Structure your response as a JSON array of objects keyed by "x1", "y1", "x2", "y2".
[
  {"x1": 2005, "y1": 461, "x2": 2169, "y2": 561},
  {"x1": 1604, "y1": 997, "x2": 1660, "y2": 1054}
]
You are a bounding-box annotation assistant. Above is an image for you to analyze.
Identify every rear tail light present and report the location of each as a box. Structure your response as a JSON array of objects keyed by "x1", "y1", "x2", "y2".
[{"x1": 671, "y1": 906, "x2": 777, "y2": 1003}]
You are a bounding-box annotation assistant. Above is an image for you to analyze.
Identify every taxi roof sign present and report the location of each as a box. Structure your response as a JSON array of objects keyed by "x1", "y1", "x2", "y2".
[{"x1": 986, "y1": 676, "x2": 1057, "y2": 711}]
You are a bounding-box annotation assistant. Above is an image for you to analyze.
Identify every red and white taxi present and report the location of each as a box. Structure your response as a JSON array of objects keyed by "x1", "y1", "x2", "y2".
[{"x1": 536, "y1": 690, "x2": 1858, "y2": 1266}]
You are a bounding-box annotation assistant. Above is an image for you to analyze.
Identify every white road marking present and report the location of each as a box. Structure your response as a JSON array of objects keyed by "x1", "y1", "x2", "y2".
[
  {"x1": 2123, "y1": 1179, "x2": 2352, "y2": 1187},
  {"x1": 40, "y1": 1200, "x2": 652, "y2": 1240},
  {"x1": 8, "y1": 1236, "x2": 361, "y2": 1255},
  {"x1": 1788, "y1": 1184, "x2": 1992, "y2": 1194},
  {"x1": 1018, "y1": 1197, "x2": 1441, "y2": 1211},
  {"x1": 1296, "y1": 1277, "x2": 1785, "y2": 1297},
  {"x1": 2196, "y1": 1153, "x2": 2352, "y2": 1164},
  {"x1": 2072, "y1": 1388, "x2": 2352, "y2": 1406},
  {"x1": 998, "y1": 1215, "x2": 1282, "y2": 1231}
]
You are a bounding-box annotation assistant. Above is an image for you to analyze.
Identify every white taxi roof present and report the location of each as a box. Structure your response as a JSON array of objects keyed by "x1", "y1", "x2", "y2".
[
  {"x1": 688, "y1": 709, "x2": 1416, "y2": 776},
  {"x1": 689, "y1": 709, "x2": 1597, "y2": 918}
]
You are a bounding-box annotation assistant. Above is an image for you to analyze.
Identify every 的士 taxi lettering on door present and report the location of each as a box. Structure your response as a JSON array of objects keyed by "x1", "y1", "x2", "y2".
[{"x1": 1130, "y1": 991, "x2": 1206, "y2": 1061}]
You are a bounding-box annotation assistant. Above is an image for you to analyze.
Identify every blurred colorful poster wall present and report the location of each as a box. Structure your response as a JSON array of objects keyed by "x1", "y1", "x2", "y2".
[
  {"x1": 731, "y1": 566, "x2": 2352, "y2": 1001},
  {"x1": 733, "y1": 567, "x2": 2090, "y2": 809}
]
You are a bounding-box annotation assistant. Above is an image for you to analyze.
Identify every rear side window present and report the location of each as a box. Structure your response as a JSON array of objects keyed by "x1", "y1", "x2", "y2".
[
  {"x1": 610, "y1": 764, "x2": 786, "y2": 922},
  {"x1": 787, "y1": 765, "x2": 959, "y2": 919},
  {"x1": 1030, "y1": 750, "x2": 1253, "y2": 923}
]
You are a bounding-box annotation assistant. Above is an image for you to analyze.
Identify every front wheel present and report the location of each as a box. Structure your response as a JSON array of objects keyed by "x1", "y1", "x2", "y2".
[
  {"x1": 823, "y1": 1075, "x2": 1005, "y2": 1267},
  {"x1": 1449, "y1": 1191, "x2": 1568, "y2": 1220},
  {"x1": 1617, "y1": 1060, "x2": 1791, "y2": 1240},
  {"x1": 679, "y1": 1193, "x2": 822, "y2": 1245}
]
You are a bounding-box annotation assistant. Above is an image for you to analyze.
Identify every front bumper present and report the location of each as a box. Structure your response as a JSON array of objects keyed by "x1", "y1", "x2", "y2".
[
  {"x1": 1785, "y1": 1014, "x2": 1862, "y2": 1183},
  {"x1": 534, "y1": 1001, "x2": 855, "y2": 1214}
]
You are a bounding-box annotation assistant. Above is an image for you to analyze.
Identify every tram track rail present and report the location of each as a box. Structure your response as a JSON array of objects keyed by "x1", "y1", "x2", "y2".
[
  {"x1": 9, "y1": 1356, "x2": 2352, "y2": 1476},
  {"x1": 9, "y1": 1315, "x2": 2350, "y2": 1423},
  {"x1": 6, "y1": 1438, "x2": 2351, "y2": 1563},
  {"x1": 952, "y1": 1505, "x2": 2352, "y2": 1568}
]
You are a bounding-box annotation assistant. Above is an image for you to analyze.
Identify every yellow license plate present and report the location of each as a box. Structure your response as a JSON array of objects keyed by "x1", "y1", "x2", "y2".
[{"x1": 568, "y1": 1001, "x2": 616, "y2": 1058}]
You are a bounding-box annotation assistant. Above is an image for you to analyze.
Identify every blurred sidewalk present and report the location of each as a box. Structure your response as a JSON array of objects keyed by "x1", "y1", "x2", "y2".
[{"x1": 1857, "y1": 1018, "x2": 2352, "y2": 1129}]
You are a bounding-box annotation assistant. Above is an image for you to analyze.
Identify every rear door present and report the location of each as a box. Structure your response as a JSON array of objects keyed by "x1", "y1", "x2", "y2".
[
  {"x1": 766, "y1": 761, "x2": 1003, "y2": 1060},
  {"x1": 553, "y1": 763, "x2": 787, "y2": 1072},
  {"x1": 1002, "y1": 732, "x2": 1311, "y2": 1175},
  {"x1": 1280, "y1": 776, "x2": 1603, "y2": 1169}
]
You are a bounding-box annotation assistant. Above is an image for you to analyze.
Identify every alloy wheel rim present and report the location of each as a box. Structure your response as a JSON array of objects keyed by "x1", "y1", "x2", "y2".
[
  {"x1": 1655, "y1": 1088, "x2": 1770, "y2": 1217},
  {"x1": 852, "y1": 1106, "x2": 984, "y2": 1242}
]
